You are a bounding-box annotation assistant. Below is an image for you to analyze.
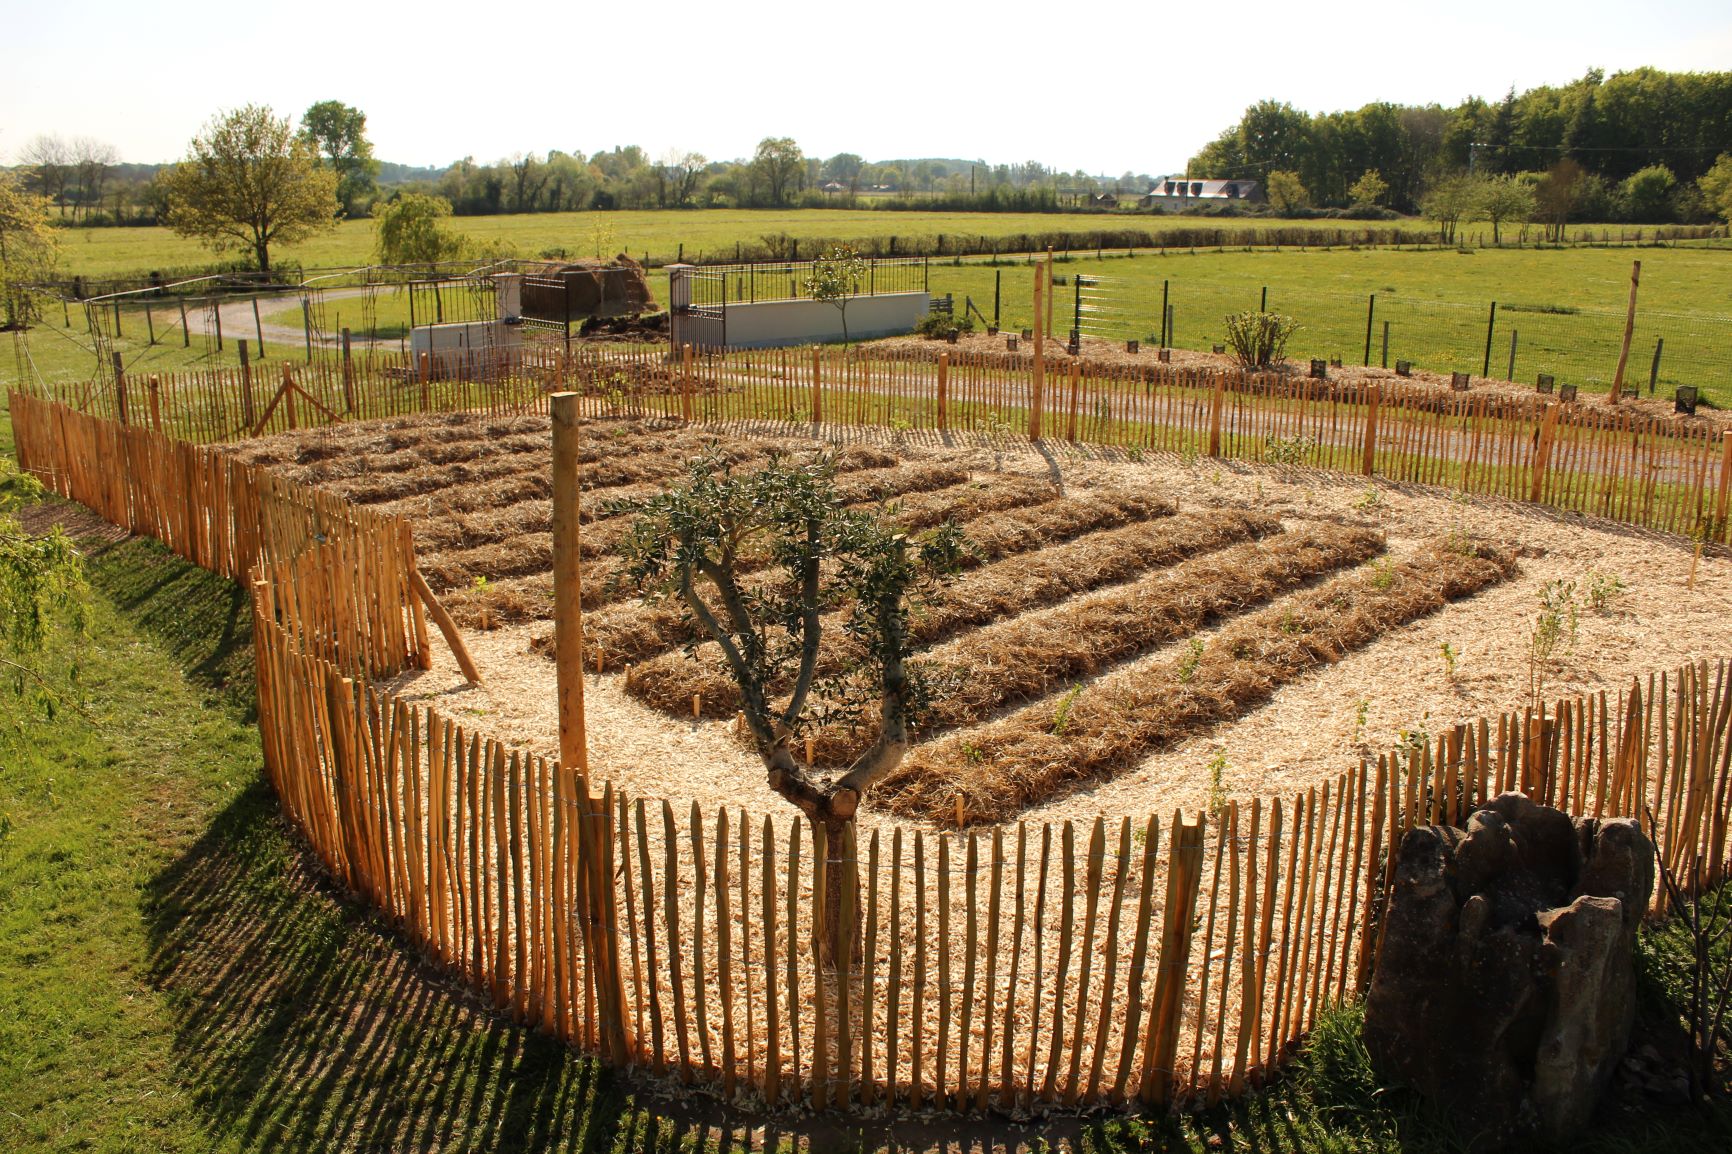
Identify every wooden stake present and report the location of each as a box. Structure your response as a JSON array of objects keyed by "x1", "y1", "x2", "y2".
[
  {"x1": 550, "y1": 393, "x2": 588, "y2": 781},
  {"x1": 1609, "y1": 260, "x2": 1641, "y2": 405}
]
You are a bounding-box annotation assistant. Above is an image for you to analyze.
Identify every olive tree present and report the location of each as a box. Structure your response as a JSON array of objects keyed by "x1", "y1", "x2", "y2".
[{"x1": 613, "y1": 451, "x2": 966, "y2": 960}]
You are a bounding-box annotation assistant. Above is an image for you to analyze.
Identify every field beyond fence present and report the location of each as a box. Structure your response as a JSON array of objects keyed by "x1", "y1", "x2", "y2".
[{"x1": 10, "y1": 340, "x2": 1732, "y2": 1113}]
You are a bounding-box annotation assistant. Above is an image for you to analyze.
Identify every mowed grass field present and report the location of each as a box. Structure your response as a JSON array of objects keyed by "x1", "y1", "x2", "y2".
[
  {"x1": 50, "y1": 208, "x2": 1426, "y2": 279},
  {"x1": 18, "y1": 239, "x2": 1731, "y2": 402}
]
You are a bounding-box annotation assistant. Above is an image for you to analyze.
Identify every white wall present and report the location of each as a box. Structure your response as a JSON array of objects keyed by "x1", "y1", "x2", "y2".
[
  {"x1": 672, "y1": 291, "x2": 929, "y2": 349},
  {"x1": 409, "y1": 320, "x2": 522, "y2": 377}
]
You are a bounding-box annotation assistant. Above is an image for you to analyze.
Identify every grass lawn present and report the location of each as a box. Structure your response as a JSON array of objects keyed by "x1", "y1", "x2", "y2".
[{"x1": 1, "y1": 406, "x2": 1730, "y2": 1152}]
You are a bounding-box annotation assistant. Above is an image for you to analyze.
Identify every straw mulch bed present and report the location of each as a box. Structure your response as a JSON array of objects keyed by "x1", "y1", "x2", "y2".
[
  {"x1": 880, "y1": 538, "x2": 1518, "y2": 825},
  {"x1": 625, "y1": 507, "x2": 1283, "y2": 719},
  {"x1": 567, "y1": 483, "x2": 1175, "y2": 670}
]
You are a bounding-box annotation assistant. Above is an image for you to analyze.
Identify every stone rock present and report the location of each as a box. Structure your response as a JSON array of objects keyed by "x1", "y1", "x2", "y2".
[{"x1": 1363, "y1": 792, "x2": 1653, "y2": 1147}]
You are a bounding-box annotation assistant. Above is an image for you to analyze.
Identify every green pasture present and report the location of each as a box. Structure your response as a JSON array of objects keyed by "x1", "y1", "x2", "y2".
[{"x1": 11, "y1": 240, "x2": 1732, "y2": 403}]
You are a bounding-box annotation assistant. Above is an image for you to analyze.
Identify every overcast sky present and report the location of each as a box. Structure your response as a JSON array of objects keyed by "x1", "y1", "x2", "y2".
[{"x1": 5, "y1": 0, "x2": 1729, "y2": 175}]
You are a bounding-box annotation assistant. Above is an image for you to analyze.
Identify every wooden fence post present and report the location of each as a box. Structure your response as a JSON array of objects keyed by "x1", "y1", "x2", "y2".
[
  {"x1": 1362, "y1": 384, "x2": 1380, "y2": 476},
  {"x1": 111, "y1": 352, "x2": 127, "y2": 426},
  {"x1": 148, "y1": 377, "x2": 162, "y2": 433},
  {"x1": 1609, "y1": 259, "x2": 1640, "y2": 405},
  {"x1": 1206, "y1": 373, "x2": 1225, "y2": 458},
  {"x1": 1030, "y1": 256, "x2": 1045, "y2": 440},
  {"x1": 682, "y1": 343, "x2": 695, "y2": 423},
  {"x1": 281, "y1": 363, "x2": 298, "y2": 431},
  {"x1": 238, "y1": 340, "x2": 256, "y2": 430},
  {"x1": 551, "y1": 391, "x2": 590, "y2": 782},
  {"x1": 1529, "y1": 403, "x2": 1559, "y2": 503},
  {"x1": 811, "y1": 346, "x2": 822, "y2": 425},
  {"x1": 937, "y1": 352, "x2": 949, "y2": 431},
  {"x1": 1139, "y1": 814, "x2": 1205, "y2": 1107}
]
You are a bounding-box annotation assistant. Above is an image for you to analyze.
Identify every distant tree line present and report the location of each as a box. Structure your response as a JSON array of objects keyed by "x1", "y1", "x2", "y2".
[{"x1": 1188, "y1": 67, "x2": 1732, "y2": 226}]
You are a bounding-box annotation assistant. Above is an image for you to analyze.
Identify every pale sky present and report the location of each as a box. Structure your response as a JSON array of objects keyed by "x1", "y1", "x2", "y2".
[{"x1": 4, "y1": 0, "x2": 1729, "y2": 175}]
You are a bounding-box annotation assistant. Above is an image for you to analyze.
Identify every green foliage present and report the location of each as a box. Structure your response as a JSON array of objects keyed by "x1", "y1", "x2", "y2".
[
  {"x1": 1421, "y1": 173, "x2": 1479, "y2": 244},
  {"x1": 1223, "y1": 309, "x2": 1299, "y2": 368},
  {"x1": 1294, "y1": 1001, "x2": 1382, "y2": 1120},
  {"x1": 612, "y1": 450, "x2": 968, "y2": 776},
  {"x1": 160, "y1": 104, "x2": 339, "y2": 273},
  {"x1": 0, "y1": 170, "x2": 59, "y2": 330},
  {"x1": 1348, "y1": 169, "x2": 1389, "y2": 208},
  {"x1": 299, "y1": 99, "x2": 378, "y2": 217},
  {"x1": 1587, "y1": 570, "x2": 1627, "y2": 611},
  {"x1": 1051, "y1": 683, "x2": 1084, "y2": 736},
  {"x1": 914, "y1": 310, "x2": 976, "y2": 340},
  {"x1": 1701, "y1": 154, "x2": 1732, "y2": 224},
  {"x1": 1353, "y1": 697, "x2": 1370, "y2": 744},
  {"x1": 1178, "y1": 638, "x2": 1206, "y2": 684},
  {"x1": 803, "y1": 243, "x2": 869, "y2": 344},
  {"x1": 1528, "y1": 578, "x2": 1579, "y2": 706},
  {"x1": 1439, "y1": 639, "x2": 1457, "y2": 679},
  {"x1": 1266, "y1": 170, "x2": 1310, "y2": 215},
  {"x1": 1473, "y1": 175, "x2": 1537, "y2": 243},
  {"x1": 1623, "y1": 164, "x2": 1678, "y2": 223},
  {"x1": 372, "y1": 191, "x2": 467, "y2": 266},
  {"x1": 0, "y1": 458, "x2": 85, "y2": 718},
  {"x1": 1265, "y1": 433, "x2": 1316, "y2": 468},
  {"x1": 1354, "y1": 485, "x2": 1384, "y2": 512}
]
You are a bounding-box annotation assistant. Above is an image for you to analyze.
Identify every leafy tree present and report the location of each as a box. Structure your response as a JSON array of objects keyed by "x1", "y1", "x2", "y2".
[
  {"x1": 1348, "y1": 169, "x2": 1388, "y2": 207},
  {"x1": 750, "y1": 137, "x2": 804, "y2": 206},
  {"x1": 372, "y1": 192, "x2": 467, "y2": 266},
  {"x1": 1535, "y1": 159, "x2": 1584, "y2": 241},
  {"x1": 613, "y1": 453, "x2": 967, "y2": 960},
  {"x1": 1421, "y1": 173, "x2": 1478, "y2": 244},
  {"x1": 0, "y1": 171, "x2": 58, "y2": 330},
  {"x1": 1265, "y1": 170, "x2": 1309, "y2": 215},
  {"x1": 1621, "y1": 164, "x2": 1677, "y2": 223},
  {"x1": 655, "y1": 149, "x2": 707, "y2": 206},
  {"x1": 0, "y1": 458, "x2": 85, "y2": 719},
  {"x1": 299, "y1": 101, "x2": 378, "y2": 216},
  {"x1": 1700, "y1": 154, "x2": 1732, "y2": 223},
  {"x1": 803, "y1": 244, "x2": 868, "y2": 345},
  {"x1": 1223, "y1": 310, "x2": 1299, "y2": 369},
  {"x1": 161, "y1": 105, "x2": 339, "y2": 273},
  {"x1": 1473, "y1": 175, "x2": 1536, "y2": 244}
]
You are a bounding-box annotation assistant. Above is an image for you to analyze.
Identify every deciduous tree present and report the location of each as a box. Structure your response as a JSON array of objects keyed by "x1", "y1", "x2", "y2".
[
  {"x1": 1348, "y1": 169, "x2": 1388, "y2": 207},
  {"x1": 750, "y1": 137, "x2": 803, "y2": 206},
  {"x1": 372, "y1": 192, "x2": 467, "y2": 266},
  {"x1": 161, "y1": 105, "x2": 338, "y2": 274},
  {"x1": 1474, "y1": 175, "x2": 1536, "y2": 244},
  {"x1": 1700, "y1": 154, "x2": 1732, "y2": 223},
  {"x1": 1265, "y1": 169, "x2": 1309, "y2": 215},
  {"x1": 0, "y1": 171, "x2": 58, "y2": 329},
  {"x1": 804, "y1": 244, "x2": 867, "y2": 345},
  {"x1": 300, "y1": 100, "x2": 378, "y2": 216}
]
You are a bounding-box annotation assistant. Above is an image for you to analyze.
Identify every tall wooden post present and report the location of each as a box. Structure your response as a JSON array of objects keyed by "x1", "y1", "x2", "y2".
[
  {"x1": 1030, "y1": 255, "x2": 1046, "y2": 440},
  {"x1": 148, "y1": 377, "x2": 162, "y2": 433},
  {"x1": 1066, "y1": 360, "x2": 1081, "y2": 442},
  {"x1": 1609, "y1": 259, "x2": 1641, "y2": 404},
  {"x1": 252, "y1": 298, "x2": 265, "y2": 358},
  {"x1": 550, "y1": 391, "x2": 628, "y2": 1064},
  {"x1": 1530, "y1": 403, "x2": 1560, "y2": 503},
  {"x1": 1362, "y1": 384, "x2": 1380, "y2": 476},
  {"x1": 178, "y1": 297, "x2": 190, "y2": 348},
  {"x1": 281, "y1": 362, "x2": 298, "y2": 431},
  {"x1": 551, "y1": 391, "x2": 590, "y2": 782}
]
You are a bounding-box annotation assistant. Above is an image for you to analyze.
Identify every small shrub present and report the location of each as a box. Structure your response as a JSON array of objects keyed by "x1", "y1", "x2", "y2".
[
  {"x1": 914, "y1": 312, "x2": 975, "y2": 340},
  {"x1": 1353, "y1": 698, "x2": 1370, "y2": 744},
  {"x1": 1295, "y1": 1001, "x2": 1381, "y2": 1119},
  {"x1": 1528, "y1": 579, "x2": 1578, "y2": 707},
  {"x1": 1177, "y1": 638, "x2": 1205, "y2": 683},
  {"x1": 1050, "y1": 684, "x2": 1084, "y2": 736},
  {"x1": 1265, "y1": 434, "x2": 1315, "y2": 469},
  {"x1": 1439, "y1": 640, "x2": 1457, "y2": 679},
  {"x1": 1222, "y1": 309, "x2": 1300, "y2": 369},
  {"x1": 1370, "y1": 558, "x2": 1396, "y2": 590},
  {"x1": 1586, "y1": 570, "x2": 1626, "y2": 611},
  {"x1": 1354, "y1": 485, "x2": 1383, "y2": 512}
]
